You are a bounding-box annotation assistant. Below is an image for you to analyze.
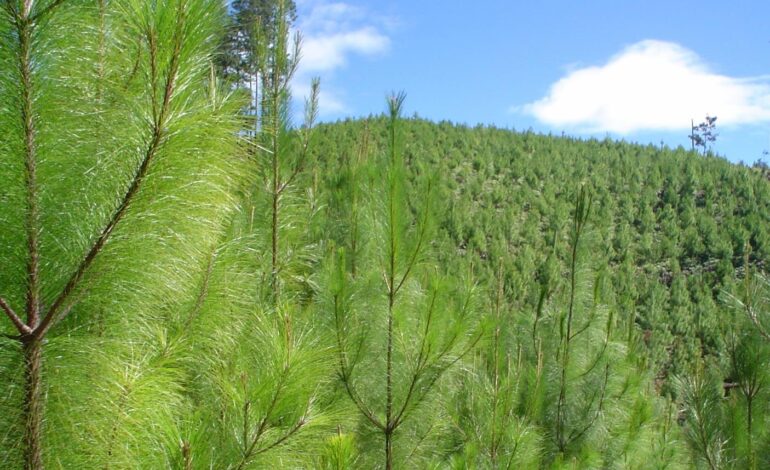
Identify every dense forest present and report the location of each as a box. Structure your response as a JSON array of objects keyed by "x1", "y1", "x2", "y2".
[{"x1": 1, "y1": 0, "x2": 770, "y2": 469}]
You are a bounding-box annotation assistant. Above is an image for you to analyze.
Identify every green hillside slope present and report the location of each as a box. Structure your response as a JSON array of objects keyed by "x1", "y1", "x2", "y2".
[{"x1": 313, "y1": 116, "x2": 770, "y2": 389}]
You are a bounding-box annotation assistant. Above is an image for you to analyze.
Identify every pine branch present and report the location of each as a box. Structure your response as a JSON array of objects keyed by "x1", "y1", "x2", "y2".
[
  {"x1": 392, "y1": 290, "x2": 438, "y2": 427},
  {"x1": 182, "y1": 248, "x2": 218, "y2": 331},
  {"x1": 30, "y1": 0, "x2": 68, "y2": 23},
  {"x1": 34, "y1": 1, "x2": 186, "y2": 339},
  {"x1": 279, "y1": 78, "x2": 319, "y2": 194},
  {"x1": 13, "y1": 0, "x2": 42, "y2": 330},
  {"x1": 393, "y1": 328, "x2": 482, "y2": 430},
  {"x1": 0, "y1": 297, "x2": 31, "y2": 336},
  {"x1": 1, "y1": 1, "x2": 18, "y2": 18},
  {"x1": 254, "y1": 415, "x2": 307, "y2": 456},
  {"x1": 181, "y1": 441, "x2": 193, "y2": 470},
  {"x1": 393, "y1": 180, "x2": 433, "y2": 297},
  {"x1": 556, "y1": 185, "x2": 592, "y2": 451},
  {"x1": 566, "y1": 364, "x2": 610, "y2": 447},
  {"x1": 21, "y1": 0, "x2": 32, "y2": 17},
  {"x1": 403, "y1": 420, "x2": 435, "y2": 463},
  {"x1": 332, "y1": 286, "x2": 385, "y2": 431},
  {"x1": 340, "y1": 370, "x2": 385, "y2": 431},
  {"x1": 238, "y1": 351, "x2": 305, "y2": 467}
]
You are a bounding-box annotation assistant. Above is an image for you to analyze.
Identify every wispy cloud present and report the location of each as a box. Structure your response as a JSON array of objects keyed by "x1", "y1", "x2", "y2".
[
  {"x1": 293, "y1": 1, "x2": 391, "y2": 116},
  {"x1": 519, "y1": 40, "x2": 770, "y2": 133}
]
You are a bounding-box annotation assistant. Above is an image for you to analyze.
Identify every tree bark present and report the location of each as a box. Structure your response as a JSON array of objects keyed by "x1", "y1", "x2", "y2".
[
  {"x1": 385, "y1": 430, "x2": 393, "y2": 470},
  {"x1": 22, "y1": 337, "x2": 44, "y2": 470}
]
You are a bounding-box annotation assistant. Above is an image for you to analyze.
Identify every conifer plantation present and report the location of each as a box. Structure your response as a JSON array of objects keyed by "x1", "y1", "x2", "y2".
[{"x1": 1, "y1": 1, "x2": 770, "y2": 469}]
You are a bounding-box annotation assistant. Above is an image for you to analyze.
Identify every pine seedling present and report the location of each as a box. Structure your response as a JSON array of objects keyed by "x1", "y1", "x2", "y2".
[
  {"x1": 726, "y1": 328, "x2": 769, "y2": 468},
  {"x1": 329, "y1": 120, "x2": 370, "y2": 279},
  {"x1": 449, "y1": 263, "x2": 542, "y2": 469},
  {"x1": 553, "y1": 185, "x2": 613, "y2": 455},
  {"x1": 326, "y1": 94, "x2": 482, "y2": 469},
  {"x1": 728, "y1": 248, "x2": 770, "y2": 342},
  {"x1": 166, "y1": 3, "x2": 329, "y2": 466},
  {"x1": 722, "y1": 254, "x2": 770, "y2": 468},
  {"x1": 235, "y1": 0, "x2": 321, "y2": 303},
  {"x1": 675, "y1": 364, "x2": 727, "y2": 470}
]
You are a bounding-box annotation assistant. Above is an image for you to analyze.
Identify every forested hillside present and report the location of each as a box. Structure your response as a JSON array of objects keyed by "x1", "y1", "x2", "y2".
[
  {"x1": 2, "y1": 0, "x2": 770, "y2": 469},
  {"x1": 313, "y1": 117, "x2": 770, "y2": 387},
  {"x1": 310, "y1": 117, "x2": 770, "y2": 468}
]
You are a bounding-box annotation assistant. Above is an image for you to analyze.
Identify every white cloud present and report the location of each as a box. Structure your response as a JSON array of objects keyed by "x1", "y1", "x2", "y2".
[
  {"x1": 520, "y1": 40, "x2": 770, "y2": 133},
  {"x1": 300, "y1": 27, "x2": 389, "y2": 72},
  {"x1": 292, "y1": 1, "x2": 391, "y2": 116}
]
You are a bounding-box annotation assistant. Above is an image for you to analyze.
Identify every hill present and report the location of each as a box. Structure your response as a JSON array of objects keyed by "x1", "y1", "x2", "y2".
[{"x1": 313, "y1": 117, "x2": 770, "y2": 385}]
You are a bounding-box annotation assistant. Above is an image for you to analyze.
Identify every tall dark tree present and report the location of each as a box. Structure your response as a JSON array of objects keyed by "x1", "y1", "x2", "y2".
[
  {"x1": 219, "y1": 0, "x2": 297, "y2": 84},
  {"x1": 218, "y1": 0, "x2": 298, "y2": 140}
]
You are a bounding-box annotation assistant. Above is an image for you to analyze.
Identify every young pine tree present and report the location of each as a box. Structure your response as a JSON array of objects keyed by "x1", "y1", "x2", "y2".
[
  {"x1": 170, "y1": 2, "x2": 330, "y2": 467},
  {"x1": 719, "y1": 254, "x2": 770, "y2": 468},
  {"x1": 325, "y1": 94, "x2": 482, "y2": 469},
  {"x1": 448, "y1": 264, "x2": 542, "y2": 469},
  {"x1": 524, "y1": 186, "x2": 687, "y2": 468}
]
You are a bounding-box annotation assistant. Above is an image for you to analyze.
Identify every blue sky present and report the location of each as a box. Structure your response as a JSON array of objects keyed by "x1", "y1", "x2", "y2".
[{"x1": 293, "y1": 0, "x2": 770, "y2": 164}]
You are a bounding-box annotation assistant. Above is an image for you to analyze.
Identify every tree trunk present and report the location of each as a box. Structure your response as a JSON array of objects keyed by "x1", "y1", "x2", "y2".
[
  {"x1": 22, "y1": 337, "x2": 44, "y2": 470},
  {"x1": 385, "y1": 430, "x2": 393, "y2": 470}
]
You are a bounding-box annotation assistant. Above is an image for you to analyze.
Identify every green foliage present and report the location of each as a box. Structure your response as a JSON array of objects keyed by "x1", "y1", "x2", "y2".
[
  {"x1": 218, "y1": 0, "x2": 297, "y2": 84},
  {"x1": 0, "y1": 0, "x2": 248, "y2": 467},
  {"x1": 448, "y1": 266, "x2": 543, "y2": 469},
  {"x1": 318, "y1": 430, "x2": 359, "y2": 469},
  {"x1": 676, "y1": 365, "x2": 727, "y2": 470},
  {"x1": 2, "y1": 2, "x2": 770, "y2": 468},
  {"x1": 311, "y1": 117, "x2": 770, "y2": 388},
  {"x1": 325, "y1": 95, "x2": 482, "y2": 469}
]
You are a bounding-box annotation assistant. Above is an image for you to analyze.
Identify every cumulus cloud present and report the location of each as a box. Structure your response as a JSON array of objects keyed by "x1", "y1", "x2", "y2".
[
  {"x1": 292, "y1": 1, "x2": 391, "y2": 115},
  {"x1": 300, "y1": 27, "x2": 389, "y2": 72},
  {"x1": 520, "y1": 40, "x2": 770, "y2": 133}
]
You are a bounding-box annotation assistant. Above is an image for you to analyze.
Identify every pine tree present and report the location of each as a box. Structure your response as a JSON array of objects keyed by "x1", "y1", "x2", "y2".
[
  {"x1": 721, "y1": 250, "x2": 770, "y2": 468},
  {"x1": 0, "y1": 0, "x2": 245, "y2": 467},
  {"x1": 675, "y1": 364, "x2": 727, "y2": 470},
  {"x1": 326, "y1": 94, "x2": 482, "y2": 469},
  {"x1": 449, "y1": 264, "x2": 542, "y2": 468},
  {"x1": 218, "y1": 0, "x2": 297, "y2": 85},
  {"x1": 169, "y1": 2, "x2": 329, "y2": 467}
]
